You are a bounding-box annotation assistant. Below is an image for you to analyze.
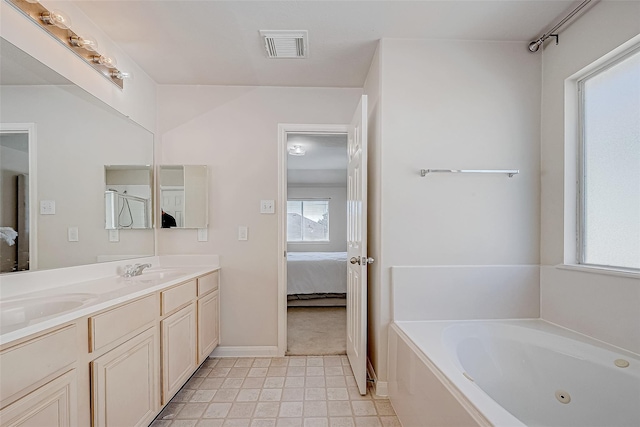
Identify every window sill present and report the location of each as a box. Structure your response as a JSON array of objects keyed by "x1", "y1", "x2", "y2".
[
  {"x1": 556, "y1": 264, "x2": 639, "y2": 279},
  {"x1": 287, "y1": 241, "x2": 330, "y2": 244}
]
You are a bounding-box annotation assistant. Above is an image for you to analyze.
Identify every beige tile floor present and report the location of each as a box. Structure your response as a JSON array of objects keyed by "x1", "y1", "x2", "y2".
[{"x1": 150, "y1": 356, "x2": 401, "y2": 427}]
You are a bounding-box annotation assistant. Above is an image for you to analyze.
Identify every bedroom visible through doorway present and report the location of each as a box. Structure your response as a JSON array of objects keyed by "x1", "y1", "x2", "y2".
[{"x1": 285, "y1": 132, "x2": 348, "y2": 355}]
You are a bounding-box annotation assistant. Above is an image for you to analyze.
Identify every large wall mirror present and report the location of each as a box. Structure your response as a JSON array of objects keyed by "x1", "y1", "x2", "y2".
[
  {"x1": 0, "y1": 37, "x2": 155, "y2": 273},
  {"x1": 159, "y1": 165, "x2": 208, "y2": 229}
]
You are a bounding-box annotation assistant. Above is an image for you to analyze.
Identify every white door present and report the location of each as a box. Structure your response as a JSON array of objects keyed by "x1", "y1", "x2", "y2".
[
  {"x1": 346, "y1": 95, "x2": 370, "y2": 395},
  {"x1": 161, "y1": 189, "x2": 184, "y2": 227}
]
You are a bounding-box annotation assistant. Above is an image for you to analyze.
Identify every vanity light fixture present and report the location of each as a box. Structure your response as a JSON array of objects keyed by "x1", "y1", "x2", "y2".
[
  {"x1": 6, "y1": 0, "x2": 127, "y2": 89},
  {"x1": 288, "y1": 145, "x2": 306, "y2": 156}
]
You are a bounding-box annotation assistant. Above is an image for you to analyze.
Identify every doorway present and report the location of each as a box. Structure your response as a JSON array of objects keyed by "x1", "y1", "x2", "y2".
[
  {"x1": 284, "y1": 132, "x2": 349, "y2": 355},
  {"x1": 278, "y1": 94, "x2": 369, "y2": 394},
  {"x1": 0, "y1": 124, "x2": 36, "y2": 273}
]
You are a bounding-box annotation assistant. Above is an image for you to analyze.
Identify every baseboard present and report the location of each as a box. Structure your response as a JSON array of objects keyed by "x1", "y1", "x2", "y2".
[
  {"x1": 209, "y1": 346, "x2": 280, "y2": 358},
  {"x1": 375, "y1": 381, "x2": 389, "y2": 397},
  {"x1": 367, "y1": 358, "x2": 389, "y2": 397}
]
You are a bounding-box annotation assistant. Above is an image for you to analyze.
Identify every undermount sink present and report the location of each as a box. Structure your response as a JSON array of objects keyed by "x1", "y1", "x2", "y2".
[{"x1": 0, "y1": 293, "x2": 98, "y2": 333}]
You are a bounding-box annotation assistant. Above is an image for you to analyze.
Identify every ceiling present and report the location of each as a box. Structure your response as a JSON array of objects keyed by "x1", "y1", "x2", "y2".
[
  {"x1": 288, "y1": 133, "x2": 347, "y2": 170},
  {"x1": 73, "y1": 0, "x2": 577, "y2": 87},
  {"x1": 287, "y1": 133, "x2": 347, "y2": 186}
]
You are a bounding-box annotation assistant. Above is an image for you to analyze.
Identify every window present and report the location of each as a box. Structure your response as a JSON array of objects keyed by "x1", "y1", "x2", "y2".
[
  {"x1": 287, "y1": 200, "x2": 329, "y2": 242},
  {"x1": 577, "y1": 47, "x2": 640, "y2": 270}
]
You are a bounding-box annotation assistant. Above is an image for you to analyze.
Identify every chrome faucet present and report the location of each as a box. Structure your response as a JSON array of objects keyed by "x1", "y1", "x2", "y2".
[{"x1": 123, "y1": 263, "x2": 152, "y2": 277}]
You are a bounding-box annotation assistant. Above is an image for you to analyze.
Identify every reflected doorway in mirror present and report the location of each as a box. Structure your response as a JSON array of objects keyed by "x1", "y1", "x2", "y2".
[{"x1": 0, "y1": 123, "x2": 37, "y2": 273}]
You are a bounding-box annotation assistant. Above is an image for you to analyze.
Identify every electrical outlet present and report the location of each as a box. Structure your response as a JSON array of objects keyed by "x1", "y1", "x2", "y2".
[
  {"x1": 238, "y1": 226, "x2": 248, "y2": 241},
  {"x1": 198, "y1": 228, "x2": 208, "y2": 242},
  {"x1": 68, "y1": 227, "x2": 79, "y2": 242},
  {"x1": 260, "y1": 200, "x2": 275, "y2": 214},
  {"x1": 108, "y1": 229, "x2": 119, "y2": 242},
  {"x1": 40, "y1": 200, "x2": 56, "y2": 215}
]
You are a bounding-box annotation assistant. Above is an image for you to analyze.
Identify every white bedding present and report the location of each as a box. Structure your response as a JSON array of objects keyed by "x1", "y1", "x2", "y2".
[{"x1": 287, "y1": 251, "x2": 347, "y2": 295}]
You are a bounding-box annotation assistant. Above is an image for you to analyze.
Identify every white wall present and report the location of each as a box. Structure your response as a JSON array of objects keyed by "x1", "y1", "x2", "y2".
[
  {"x1": 392, "y1": 266, "x2": 540, "y2": 321},
  {"x1": 539, "y1": 1, "x2": 640, "y2": 354},
  {"x1": 367, "y1": 39, "x2": 542, "y2": 384},
  {"x1": 1, "y1": 86, "x2": 154, "y2": 269},
  {"x1": 0, "y1": 1, "x2": 157, "y2": 132},
  {"x1": 287, "y1": 186, "x2": 347, "y2": 253},
  {"x1": 157, "y1": 86, "x2": 362, "y2": 348}
]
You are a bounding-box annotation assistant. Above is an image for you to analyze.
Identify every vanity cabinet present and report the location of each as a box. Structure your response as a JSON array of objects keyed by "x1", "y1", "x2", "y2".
[{"x1": 1, "y1": 267, "x2": 220, "y2": 427}]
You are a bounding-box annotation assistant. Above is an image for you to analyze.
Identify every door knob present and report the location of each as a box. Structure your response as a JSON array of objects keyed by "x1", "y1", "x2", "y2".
[
  {"x1": 364, "y1": 257, "x2": 374, "y2": 264},
  {"x1": 350, "y1": 257, "x2": 361, "y2": 265}
]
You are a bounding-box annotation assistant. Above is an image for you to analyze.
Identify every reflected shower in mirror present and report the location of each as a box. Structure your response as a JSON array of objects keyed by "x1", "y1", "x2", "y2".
[
  {"x1": 159, "y1": 165, "x2": 208, "y2": 229},
  {"x1": 0, "y1": 37, "x2": 154, "y2": 272},
  {"x1": 105, "y1": 165, "x2": 153, "y2": 230}
]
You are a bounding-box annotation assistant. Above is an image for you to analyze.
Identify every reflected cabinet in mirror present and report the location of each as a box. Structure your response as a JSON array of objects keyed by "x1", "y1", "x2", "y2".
[
  {"x1": 159, "y1": 165, "x2": 208, "y2": 229},
  {"x1": 0, "y1": 38, "x2": 154, "y2": 273},
  {"x1": 105, "y1": 165, "x2": 153, "y2": 230}
]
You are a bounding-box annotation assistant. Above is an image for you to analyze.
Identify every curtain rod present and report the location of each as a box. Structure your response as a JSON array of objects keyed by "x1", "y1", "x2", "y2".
[{"x1": 528, "y1": 0, "x2": 597, "y2": 52}]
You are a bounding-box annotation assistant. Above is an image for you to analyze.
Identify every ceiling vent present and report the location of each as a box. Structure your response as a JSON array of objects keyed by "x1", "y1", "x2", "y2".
[{"x1": 259, "y1": 30, "x2": 308, "y2": 59}]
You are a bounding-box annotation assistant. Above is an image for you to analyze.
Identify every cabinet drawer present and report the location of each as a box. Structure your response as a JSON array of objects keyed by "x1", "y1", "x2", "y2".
[
  {"x1": 89, "y1": 295, "x2": 156, "y2": 353},
  {"x1": 0, "y1": 325, "x2": 76, "y2": 406},
  {"x1": 197, "y1": 271, "x2": 219, "y2": 296},
  {"x1": 161, "y1": 280, "x2": 196, "y2": 315}
]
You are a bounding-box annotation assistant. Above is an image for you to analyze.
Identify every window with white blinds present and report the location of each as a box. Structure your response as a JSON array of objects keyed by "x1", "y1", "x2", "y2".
[{"x1": 287, "y1": 200, "x2": 330, "y2": 242}]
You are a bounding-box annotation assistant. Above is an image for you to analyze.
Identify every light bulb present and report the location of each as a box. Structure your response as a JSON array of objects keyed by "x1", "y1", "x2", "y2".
[
  {"x1": 70, "y1": 35, "x2": 98, "y2": 52},
  {"x1": 40, "y1": 10, "x2": 72, "y2": 30},
  {"x1": 92, "y1": 55, "x2": 117, "y2": 69},
  {"x1": 288, "y1": 145, "x2": 306, "y2": 156},
  {"x1": 110, "y1": 70, "x2": 133, "y2": 80}
]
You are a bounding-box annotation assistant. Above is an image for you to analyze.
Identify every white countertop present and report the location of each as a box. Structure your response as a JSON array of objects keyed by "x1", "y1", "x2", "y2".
[{"x1": 0, "y1": 256, "x2": 220, "y2": 346}]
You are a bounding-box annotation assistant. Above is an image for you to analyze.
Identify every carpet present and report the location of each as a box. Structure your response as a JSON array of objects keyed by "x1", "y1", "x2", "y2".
[{"x1": 287, "y1": 307, "x2": 346, "y2": 355}]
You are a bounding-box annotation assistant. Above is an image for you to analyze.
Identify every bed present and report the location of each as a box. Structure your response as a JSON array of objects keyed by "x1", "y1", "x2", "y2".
[{"x1": 287, "y1": 251, "x2": 347, "y2": 298}]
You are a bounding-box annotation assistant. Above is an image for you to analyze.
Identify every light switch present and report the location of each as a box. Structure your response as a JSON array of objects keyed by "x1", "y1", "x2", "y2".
[
  {"x1": 260, "y1": 200, "x2": 275, "y2": 214},
  {"x1": 238, "y1": 226, "x2": 248, "y2": 241},
  {"x1": 40, "y1": 200, "x2": 56, "y2": 215},
  {"x1": 68, "y1": 227, "x2": 79, "y2": 242},
  {"x1": 109, "y1": 229, "x2": 119, "y2": 242},
  {"x1": 198, "y1": 228, "x2": 208, "y2": 242}
]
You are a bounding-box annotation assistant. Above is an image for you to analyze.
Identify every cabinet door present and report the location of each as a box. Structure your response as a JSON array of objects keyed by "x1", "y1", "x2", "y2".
[
  {"x1": 0, "y1": 370, "x2": 76, "y2": 427},
  {"x1": 197, "y1": 290, "x2": 219, "y2": 364},
  {"x1": 161, "y1": 303, "x2": 197, "y2": 404},
  {"x1": 91, "y1": 327, "x2": 158, "y2": 427}
]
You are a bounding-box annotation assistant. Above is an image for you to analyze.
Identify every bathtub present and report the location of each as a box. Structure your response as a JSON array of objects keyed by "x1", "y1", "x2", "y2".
[{"x1": 388, "y1": 319, "x2": 640, "y2": 427}]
